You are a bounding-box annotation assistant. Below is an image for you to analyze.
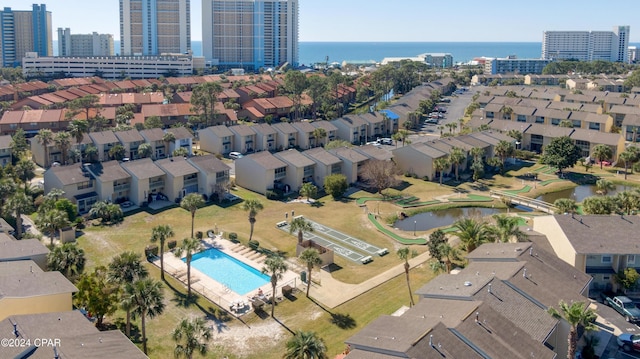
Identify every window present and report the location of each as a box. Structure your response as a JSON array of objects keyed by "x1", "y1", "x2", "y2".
[
  {"x1": 628, "y1": 255, "x2": 636, "y2": 264},
  {"x1": 603, "y1": 275, "x2": 611, "y2": 281},
  {"x1": 601, "y1": 255, "x2": 612, "y2": 264}
]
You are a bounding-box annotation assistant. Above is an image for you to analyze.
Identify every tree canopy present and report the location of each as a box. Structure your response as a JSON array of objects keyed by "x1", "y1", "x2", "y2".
[{"x1": 540, "y1": 136, "x2": 582, "y2": 173}]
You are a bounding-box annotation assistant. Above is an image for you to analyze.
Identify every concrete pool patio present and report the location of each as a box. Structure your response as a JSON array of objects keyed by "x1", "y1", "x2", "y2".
[{"x1": 154, "y1": 236, "x2": 300, "y2": 317}]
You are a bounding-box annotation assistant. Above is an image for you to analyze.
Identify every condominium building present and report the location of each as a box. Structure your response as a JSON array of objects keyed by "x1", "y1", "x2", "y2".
[
  {"x1": 119, "y1": 0, "x2": 191, "y2": 56},
  {"x1": 202, "y1": 0, "x2": 299, "y2": 71},
  {"x1": 57, "y1": 28, "x2": 115, "y2": 57},
  {"x1": 484, "y1": 57, "x2": 552, "y2": 75},
  {"x1": 0, "y1": 4, "x2": 52, "y2": 67},
  {"x1": 542, "y1": 25, "x2": 630, "y2": 63}
]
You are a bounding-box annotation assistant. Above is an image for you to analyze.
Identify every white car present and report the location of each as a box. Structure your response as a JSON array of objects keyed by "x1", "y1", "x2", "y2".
[
  {"x1": 229, "y1": 152, "x2": 243, "y2": 160},
  {"x1": 377, "y1": 138, "x2": 393, "y2": 145}
]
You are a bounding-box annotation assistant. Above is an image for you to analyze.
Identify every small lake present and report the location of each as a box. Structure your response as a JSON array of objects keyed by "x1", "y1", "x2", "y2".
[
  {"x1": 536, "y1": 184, "x2": 636, "y2": 203},
  {"x1": 394, "y1": 207, "x2": 512, "y2": 232}
]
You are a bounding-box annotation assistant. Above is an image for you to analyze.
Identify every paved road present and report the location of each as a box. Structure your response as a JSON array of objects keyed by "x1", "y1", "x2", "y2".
[{"x1": 416, "y1": 88, "x2": 476, "y2": 137}]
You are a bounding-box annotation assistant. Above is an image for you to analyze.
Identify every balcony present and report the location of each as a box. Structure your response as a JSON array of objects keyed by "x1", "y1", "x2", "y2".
[
  {"x1": 184, "y1": 177, "x2": 198, "y2": 187},
  {"x1": 113, "y1": 183, "x2": 130, "y2": 191},
  {"x1": 149, "y1": 180, "x2": 164, "y2": 189}
]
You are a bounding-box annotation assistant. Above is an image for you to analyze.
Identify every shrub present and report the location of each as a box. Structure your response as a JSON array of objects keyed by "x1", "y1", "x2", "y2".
[
  {"x1": 228, "y1": 232, "x2": 238, "y2": 241},
  {"x1": 145, "y1": 244, "x2": 159, "y2": 258},
  {"x1": 195, "y1": 231, "x2": 203, "y2": 239},
  {"x1": 248, "y1": 239, "x2": 260, "y2": 250},
  {"x1": 411, "y1": 173, "x2": 418, "y2": 179},
  {"x1": 404, "y1": 172, "x2": 412, "y2": 177},
  {"x1": 167, "y1": 240, "x2": 177, "y2": 250},
  {"x1": 423, "y1": 176, "x2": 430, "y2": 181},
  {"x1": 266, "y1": 190, "x2": 280, "y2": 200}
]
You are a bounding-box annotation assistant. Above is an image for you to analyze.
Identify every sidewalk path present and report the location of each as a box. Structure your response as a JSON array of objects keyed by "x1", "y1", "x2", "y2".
[{"x1": 309, "y1": 251, "x2": 432, "y2": 308}]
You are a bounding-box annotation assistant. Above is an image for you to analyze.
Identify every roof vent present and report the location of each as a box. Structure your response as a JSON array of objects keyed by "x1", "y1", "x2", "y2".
[
  {"x1": 464, "y1": 281, "x2": 472, "y2": 286},
  {"x1": 515, "y1": 247, "x2": 522, "y2": 252}
]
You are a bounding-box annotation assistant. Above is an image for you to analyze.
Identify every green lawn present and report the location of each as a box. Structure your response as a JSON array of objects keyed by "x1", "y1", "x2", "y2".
[
  {"x1": 448, "y1": 194, "x2": 493, "y2": 202},
  {"x1": 504, "y1": 185, "x2": 532, "y2": 194},
  {"x1": 367, "y1": 213, "x2": 427, "y2": 245}
]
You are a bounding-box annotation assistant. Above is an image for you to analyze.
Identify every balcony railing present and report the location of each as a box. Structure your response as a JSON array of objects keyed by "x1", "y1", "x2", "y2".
[
  {"x1": 149, "y1": 180, "x2": 164, "y2": 189},
  {"x1": 184, "y1": 178, "x2": 198, "y2": 186},
  {"x1": 113, "y1": 183, "x2": 130, "y2": 191}
]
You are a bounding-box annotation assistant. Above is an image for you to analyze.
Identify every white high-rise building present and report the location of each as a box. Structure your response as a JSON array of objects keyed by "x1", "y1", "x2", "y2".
[
  {"x1": 542, "y1": 25, "x2": 630, "y2": 63},
  {"x1": 202, "y1": 0, "x2": 299, "y2": 71},
  {"x1": 57, "y1": 28, "x2": 115, "y2": 57},
  {"x1": 119, "y1": 0, "x2": 191, "y2": 56}
]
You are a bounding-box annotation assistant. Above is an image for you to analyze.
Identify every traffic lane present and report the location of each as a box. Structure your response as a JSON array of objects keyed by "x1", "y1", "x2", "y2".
[{"x1": 592, "y1": 301, "x2": 640, "y2": 334}]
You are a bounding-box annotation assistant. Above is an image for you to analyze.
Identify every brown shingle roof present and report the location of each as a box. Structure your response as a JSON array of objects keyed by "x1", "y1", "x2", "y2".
[
  {"x1": 187, "y1": 155, "x2": 231, "y2": 175},
  {"x1": 121, "y1": 158, "x2": 165, "y2": 179},
  {"x1": 165, "y1": 126, "x2": 192, "y2": 140},
  {"x1": 274, "y1": 149, "x2": 315, "y2": 167},
  {"x1": 244, "y1": 151, "x2": 287, "y2": 170},
  {"x1": 156, "y1": 157, "x2": 199, "y2": 176}
]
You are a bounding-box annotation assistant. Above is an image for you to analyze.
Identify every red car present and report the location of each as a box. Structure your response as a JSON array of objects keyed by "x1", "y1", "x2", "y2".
[{"x1": 618, "y1": 333, "x2": 640, "y2": 352}]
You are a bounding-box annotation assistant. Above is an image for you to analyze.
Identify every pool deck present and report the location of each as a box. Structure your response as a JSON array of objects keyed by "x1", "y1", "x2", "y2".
[{"x1": 153, "y1": 235, "x2": 300, "y2": 317}]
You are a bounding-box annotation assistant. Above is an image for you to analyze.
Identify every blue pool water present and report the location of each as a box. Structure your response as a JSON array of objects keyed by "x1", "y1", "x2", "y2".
[{"x1": 185, "y1": 248, "x2": 270, "y2": 296}]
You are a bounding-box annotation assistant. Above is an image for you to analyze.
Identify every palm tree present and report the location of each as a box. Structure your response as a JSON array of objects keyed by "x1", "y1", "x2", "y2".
[
  {"x1": 174, "y1": 237, "x2": 203, "y2": 298},
  {"x1": 108, "y1": 251, "x2": 148, "y2": 337},
  {"x1": 439, "y1": 242, "x2": 459, "y2": 273},
  {"x1": 448, "y1": 147, "x2": 465, "y2": 181},
  {"x1": 452, "y1": 217, "x2": 491, "y2": 253},
  {"x1": 35, "y1": 208, "x2": 70, "y2": 245},
  {"x1": 47, "y1": 242, "x2": 86, "y2": 279},
  {"x1": 163, "y1": 132, "x2": 176, "y2": 156},
  {"x1": 180, "y1": 193, "x2": 205, "y2": 239},
  {"x1": 311, "y1": 127, "x2": 327, "y2": 147},
  {"x1": 299, "y1": 248, "x2": 322, "y2": 298},
  {"x1": 14, "y1": 158, "x2": 35, "y2": 193},
  {"x1": 592, "y1": 144, "x2": 612, "y2": 169},
  {"x1": 84, "y1": 143, "x2": 98, "y2": 162},
  {"x1": 138, "y1": 143, "x2": 153, "y2": 159},
  {"x1": 548, "y1": 300, "x2": 598, "y2": 359},
  {"x1": 299, "y1": 182, "x2": 317, "y2": 201},
  {"x1": 433, "y1": 157, "x2": 449, "y2": 185},
  {"x1": 595, "y1": 178, "x2": 614, "y2": 195},
  {"x1": 68, "y1": 119, "x2": 88, "y2": 146},
  {"x1": 172, "y1": 317, "x2": 212, "y2": 359},
  {"x1": 35, "y1": 128, "x2": 54, "y2": 168},
  {"x1": 284, "y1": 331, "x2": 328, "y2": 359},
  {"x1": 494, "y1": 140, "x2": 515, "y2": 173},
  {"x1": 616, "y1": 191, "x2": 640, "y2": 215},
  {"x1": 397, "y1": 247, "x2": 418, "y2": 306},
  {"x1": 151, "y1": 224, "x2": 175, "y2": 280},
  {"x1": 554, "y1": 198, "x2": 578, "y2": 214},
  {"x1": 4, "y1": 192, "x2": 33, "y2": 240},
  {"x1": 242, "y1": 199, "x2": 264, "y2": 242},
  {"x1": 128, "y1": 278, "x2": 166, "y2": 355},
  {"x1": 54, "y1": 131, "x2": 72, "y2": 165},
  {"x1": 489, "y1": 214, "x2": 527, "y2": 243},
  {"x1": 262, "y1": 255, "x2": 288, "y2": 317},
  {"x1": 620, "y1": 150, "x2": 636, "y2": 180},
  {"x1": 289, "y1": 216, "x2": 314, "y2": 244}
]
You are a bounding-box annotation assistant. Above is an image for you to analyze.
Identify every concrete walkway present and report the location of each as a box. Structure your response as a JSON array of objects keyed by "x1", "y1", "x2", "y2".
[{"x1": 309, "y1": 250, "x2": 433, "y2": 308}]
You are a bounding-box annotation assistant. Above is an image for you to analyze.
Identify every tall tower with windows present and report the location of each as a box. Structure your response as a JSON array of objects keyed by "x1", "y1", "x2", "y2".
[
  {"x1": 0, "y1": 4, "x2": 52, "y2": 67},
  {"x1": 119, "y1": 0, "x2": 191, "y2": 56},
  {"x1": 202, "y1": 0, "x2": 299, "y2": 71}
]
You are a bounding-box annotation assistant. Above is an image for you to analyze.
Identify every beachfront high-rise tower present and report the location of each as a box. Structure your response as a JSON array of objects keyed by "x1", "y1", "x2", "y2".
[
  {"x1": 0, "y1": 4, "x2": 52, "y2": 67},
  {"x1": 542, "y1": 25, "x2": 630, "y2": 63},
  {"x1": 119, "y1": 0, "x2": 191, "y2": 56},
  {"x1": 202, "y1": 0, "x2": 299, "y2": 71}
]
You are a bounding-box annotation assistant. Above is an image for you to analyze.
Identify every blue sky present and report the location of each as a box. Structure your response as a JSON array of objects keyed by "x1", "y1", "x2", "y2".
[{"x1": 3, "y1": 0, "x2": 639, "y2": 42}]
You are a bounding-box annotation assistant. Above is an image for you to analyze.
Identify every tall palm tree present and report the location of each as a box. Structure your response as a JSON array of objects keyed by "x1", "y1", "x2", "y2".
[
  {"x1": 448, "y1": 147, "x2": 465, "y2": 181},
  {"x1": 68, "y1": 119, "x2": 88, "y2": 146},
  {"x1": 84, "y1": 143, "x2": 98, "y2": 162},
  {"x1": 35, "y1": 128, "x2": 54, "y2": 168},
  {"x1": 595, "y1": 178, "x2": 614, "y2": 195},
  {"x1": 433, "y1": 157, "x2": 449, "y2": 186},
  {"x1": 299, "y1": 182, "x2": 317, "y2": 201},
  {"x1": 108, "y1": 251, "x2": 148, "y2": 337},
  {"x1": 47, "y1": 242, "x2": 86, "y2": 279},
  {"x1": 452, "y1": 217, "x2": 491, "y2": 253},
  {"x1": 151, "y1": 224, "x2": 175, "y2": 280},
  {"x1": 548, "y1": 301, "x2": 598, "y2": 359},
  {"x1": 494, "y1": 140, "x2": 515, "y2": 173},
  {"x1": 397, "y1": 247, "x2": 418, "y2": 307},
  {"x1": 163, "y1": 132, "x2": 176, "y2": 157},
  {"x1": 299, "y1": 248, "x2": 322, "y2": 298},
  {"x1": 54, "y1": 131, "x2": 72, "y2": 165},
  {"x1": 489, "y1": 214, "x2": 528, "y2": 243},
  {"x1": 128, "y1": 278, "x2": 166, "y2": 355},
  {"x1": 14, "y1": 158, "x2": 35, "y2": 193},
  {"x1": 592, "y1": 144, "x2": 612, "y2": 169},
  {"x1": 311, "y1": 127, "x2": 327, "y2": 147},
  {"x1": 172, "y1": 317, "x2": 212, "y2": 359},
  {"x1": 438, "y1": 242, "x2": 459, "y2": 273},
  {"x1": 554, "y1": 198, "x2": 578, "y2": 214},
  {"x1": 262, "y1": 255, "x2": 288, "y2": 317},
  {"x1": 284, "y1": 331, "x2": 328, "y2": 359},
  {"x1": 620, "y1": 150, "x2": 636, "y2": 180},
  {"x1": 174, "y1": 237, "x2": 203, "y2": 298},
  {"x1": 35, "y1": 208, "x2": 70, "y2": 245},
  {"x1": 4, "y1": 192, "x2": 33, "y2": 240},
  {"x1": 138, "y1": 143, "x2": 153, "y2": 159},
  {"x1": 242, "y1": 199, "x2": 264, "y2": 242},
  {"x1": 289, "y1": 216, "x2": 314, "y2": 244},
  {"x1": 180, "y1": 193, "x2": 205, "y2": 239}
]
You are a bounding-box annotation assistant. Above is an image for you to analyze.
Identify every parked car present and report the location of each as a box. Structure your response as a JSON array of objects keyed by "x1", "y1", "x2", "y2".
[
  {"x1": 618, "y1": 333, "x2": 640, "y2": 352},
  {"x1": 229, "y1": 152, "x2": 243, "y2": 160},
  {"x1": 604, "y1": 295, "x2": 640, "y2": 322},
  {"x1": 376, "y1": 138, "x2": 393, "y2": 145}
]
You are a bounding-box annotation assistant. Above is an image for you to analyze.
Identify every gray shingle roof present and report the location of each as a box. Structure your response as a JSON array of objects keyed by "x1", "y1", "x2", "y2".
[
  {"x1": 0, "y1": 237, "x2": 49, "y2": 261},
  {"x1": 114, "y1": 129, "x2": 144, "y2": 143},
  {"x1": 302, "y1": 148, "x2": 342, "y2": 166},
  {"x1": 274, "y1": 149, "x2": 315, "y2": 167},
  {"x1": 87, "y1": 160, "x2": 131, "y2": 183},
  {"x1": 243, "y1": 151, "x2": 287, "y2": 170},
  {"x1": 0, "y1": 269, "x2": 77, "y2": 299},
  {"x1": 0, "y1": 135, "x2": 12, "y2": 149},
  {"x1": 330, "y1": 147, "x2": 368, "y2": 163},
  {"x1": 121, "y1": 158, "x2": 165, "y2": 179},
  {"x1": 139, "y1": 127, "x2": 165, "y2": 142},
  {"x1": 89, "y1": 130, "x2": 118, "y2": 145},
  {"x1": 551, "y1": 214, "x2": 640, "y2": 254},
  {"x1": 187, "y1": 154, "x2": 231, "y2": 175},
  {"x1": 229, "y1": 124, "x2": 256, "y2": 136},
  {"x1": 155, "y1": 157, "x2": 199, "y2": 177},
  {"x1": 47, "y1": 163, "x2": 91, "y2": 186},
  {"x1": 165, "y1": 126, "x2": 192, "y2": 140}
]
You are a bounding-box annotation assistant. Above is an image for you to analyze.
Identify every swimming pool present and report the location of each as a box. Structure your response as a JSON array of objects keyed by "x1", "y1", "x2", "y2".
[{"x1": 185, "y1": 248, "x2": 270, "y2": 295}]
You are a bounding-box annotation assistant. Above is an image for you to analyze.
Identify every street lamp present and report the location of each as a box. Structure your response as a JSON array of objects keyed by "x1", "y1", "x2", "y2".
[{"x1": 414, "y1": 220, "x2": 417, "y2": 236}]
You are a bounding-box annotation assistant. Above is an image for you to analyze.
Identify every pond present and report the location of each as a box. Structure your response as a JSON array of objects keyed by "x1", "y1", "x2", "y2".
[
  {"x1": 394, "y1": 207, "x2": 515, "y2": 232},
  {"x1": 536, "y1": 184, "x2": 636, "y2": 204}
]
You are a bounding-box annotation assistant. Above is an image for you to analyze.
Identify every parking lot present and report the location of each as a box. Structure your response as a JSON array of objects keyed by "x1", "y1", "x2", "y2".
[{"x1": 415, "y1": 87, "x2": 475, "y2": 138}]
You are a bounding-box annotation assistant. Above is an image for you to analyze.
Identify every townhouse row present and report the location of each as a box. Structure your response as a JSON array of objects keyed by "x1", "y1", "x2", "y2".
[
  {"x1": 44, "y1": 153, "x2": 231, "y2": 214},
  {"x1": 345, "y1": 240, "x2": 591, "y2": 359}
]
